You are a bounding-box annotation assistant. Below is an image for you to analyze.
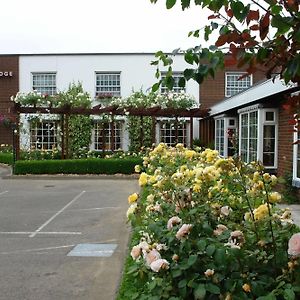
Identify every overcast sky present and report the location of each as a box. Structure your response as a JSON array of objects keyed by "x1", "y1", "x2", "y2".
[{"x1": 0, "y1": 0, "x2": 209, "y2": 54}]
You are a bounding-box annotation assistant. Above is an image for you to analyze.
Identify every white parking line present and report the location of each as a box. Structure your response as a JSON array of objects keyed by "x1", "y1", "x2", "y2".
[
  {"x1": 0, "y1": 191, "x2": 8, "y2": 196},
  {"x1": 68, "y1": 206, "x2": 121, "y2": 212},
  {"x1": 29, "y1": 190, "x2": 86, "y2": 238},
  {"x1": 0, "y1": 244, "x2": 75, "y2": 255},
  {"x1": 0, "y1": 232, "x2": 82, "y2": 235}
]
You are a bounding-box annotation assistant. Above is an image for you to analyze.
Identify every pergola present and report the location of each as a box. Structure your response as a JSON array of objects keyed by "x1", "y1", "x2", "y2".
[{"x1": 13, "y1": 103, "x2": 209, "y2": 160}]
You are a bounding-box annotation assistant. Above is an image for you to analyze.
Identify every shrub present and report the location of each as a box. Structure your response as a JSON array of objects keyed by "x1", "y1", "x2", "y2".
[
  {"x1": 14, "y1": 157, "x2": 142, "y2": 175},
  {"x1": 121, "y1": 143, "x2": 300, "y2": 299},
  {"x1": 0, "y1": 152, "x2": 13, "y2": 165}
]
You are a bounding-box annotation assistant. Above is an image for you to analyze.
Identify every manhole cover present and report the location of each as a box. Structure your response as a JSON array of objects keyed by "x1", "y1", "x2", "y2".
[
  {"x1": 67, "y1": 243, "x2": 117, "y2": 257},
  {"x1": 44, "y1": 185, "x2": 55, "y2": 188}
]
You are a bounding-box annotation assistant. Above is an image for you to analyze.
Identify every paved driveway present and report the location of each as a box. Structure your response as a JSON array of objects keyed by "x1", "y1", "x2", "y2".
[{"x1": 0, "y1": 174, "x2": 138, "y2": 300}]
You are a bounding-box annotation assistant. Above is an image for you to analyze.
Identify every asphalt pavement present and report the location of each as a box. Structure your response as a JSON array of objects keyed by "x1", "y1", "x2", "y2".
[{"x1": 0, "y1": 165, "x2": 139, "y2": 300}]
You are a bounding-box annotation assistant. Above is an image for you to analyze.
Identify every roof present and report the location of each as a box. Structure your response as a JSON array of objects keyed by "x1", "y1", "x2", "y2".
[{"x1": 210, "y1": 78, "x2": 299, "y2": 117}]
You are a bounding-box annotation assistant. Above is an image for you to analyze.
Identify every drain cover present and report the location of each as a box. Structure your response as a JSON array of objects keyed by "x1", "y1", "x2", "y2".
[{"x1": 67, "y1": 243, "x2": 117, "y2": 257}]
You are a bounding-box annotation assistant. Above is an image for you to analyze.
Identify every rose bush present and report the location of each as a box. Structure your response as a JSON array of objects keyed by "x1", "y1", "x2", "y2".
[{"x1": 120, "y1": 143, "x2": 300, "y2": 300}]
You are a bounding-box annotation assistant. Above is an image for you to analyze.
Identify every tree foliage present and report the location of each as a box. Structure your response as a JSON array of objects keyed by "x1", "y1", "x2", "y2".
[{"x1": 150, "y1": 0, "x2": 300, "y2": 91}]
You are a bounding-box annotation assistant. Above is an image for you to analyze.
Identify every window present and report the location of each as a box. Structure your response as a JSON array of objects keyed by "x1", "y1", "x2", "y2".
[
  {"x1": 30, "y1": 121, "x2": 58, "y2": 150},
  {"x1": 95, "y1": 73, "x2": 121, "y2": 97},
  {"x1": 215, "y1": 119, "x2": 225, "y2": 156},
  {"x1": 225, "y1": 72, "x2": 252, "y2": 97},
  {"x1": 240, "y1": 111, "x2": 258, "y2": 163},
  {"x1": 293, "y1": 118, "x2": 300, "y2": 187},
  {"x1": 238, "y1": 106, "x2": 278, "y2": 167},
  {"x1": 160, "y1": 121, "x2": 187, "y2": 146},
  {"x1": 94, "y1": 121, "x2": 122, "y2": 151},
  {"x1": 161, "y1": 73, "x2": 185, "y2": 93},
  {"x1": 215, "y1": 117, "x2": 237, "y2": 157},
  {"x1": 32, "y1": 73, "x2": 56, "y2": 95}
]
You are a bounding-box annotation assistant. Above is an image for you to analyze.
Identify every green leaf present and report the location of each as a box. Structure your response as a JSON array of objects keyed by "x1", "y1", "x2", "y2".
[
  {"x1": 194, "y1": 284, "x2": 206, "y2": 300},
  {"x1": 183, "y1": 68, "x2": 194, "y2": 80},
  {"x1": 152, "y1": 82, "x2": 161, "y2": 92},
  {"x1": 283, "y1": 288, "x2": 295, "y2": 300},
  {"x1": 178, "y1": 279, "x2": 187, "y2": 289},
  {"x1": 205, "y1": 283, "x2": 220, "y2": 294},
  {"x1": 206, "y1": 244, "x2": 216, "y2": 256},
  {"x1": 188, "y1": 254, "x2": 198, "y2": 266},
  {"x1": 197, "y1": 239, "x2": 207, "y2": 251},
  {"x1": 171, "y1": 269, "x2": 182, "y2": 278},
  {"x1": 181, "y1": 0, "x2": 191, "y2": 10},
  {"x1": 166, "y1": 0, "x2": 176, "y2": 9},
  {"x1": 178, "y1": 77, "x2": 186, "y2": 88},
  {"x1": 185, "y1": 51, "x2": 194, "y2": 65},
  {"x1": 271, "y1": 16, "x2": 292, "y2": 35}
]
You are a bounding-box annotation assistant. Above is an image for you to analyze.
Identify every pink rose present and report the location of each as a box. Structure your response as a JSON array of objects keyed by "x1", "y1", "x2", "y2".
[
  {"x1": 167, "y1": 216, "x2": 182, "y2": 230},
  {"x1": 145, "y1": 249, "x2": 161, "y2": 266},
  {"x1": 175, "y1": 224, "x2": 193, "y2": 240},
  {"x1": 150, "y1": 259, "x2": 170, "y2": 272},
  {"x1": 288, "y1": 233, "x2": 300, "y2": 257},
  {"x1": 130, "y1": 245, "x2": 141, "y2": 260}
]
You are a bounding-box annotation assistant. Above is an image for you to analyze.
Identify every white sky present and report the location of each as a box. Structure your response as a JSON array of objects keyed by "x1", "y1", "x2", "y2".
[{"x1": 0, "y1": 0, "x2": 209, "y2": 54}]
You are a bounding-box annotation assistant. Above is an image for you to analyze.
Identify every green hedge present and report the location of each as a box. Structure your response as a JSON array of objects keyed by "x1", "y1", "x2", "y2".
[
  {"x1": 14, "y1": 158, "x2": 142, "y2": 175},
  {"x1": 0, "y1": 153, "x2": 13, "y2": 165}
]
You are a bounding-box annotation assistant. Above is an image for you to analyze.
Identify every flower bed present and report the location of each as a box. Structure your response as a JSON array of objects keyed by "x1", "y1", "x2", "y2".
[{"x1": 119, "y1": 143, "x2": 300, "y2": 299}]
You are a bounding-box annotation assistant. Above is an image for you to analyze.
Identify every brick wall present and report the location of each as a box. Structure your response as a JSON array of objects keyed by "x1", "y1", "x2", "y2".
[
  {"x1": 0, "y1": 55, "x2": 19, "y2": 145},
  {"x1": 277, "y1": 106, "x2": 294, "y2": 177},
  {"x1": 200, "y1": 61, "x2": 266, "y2": 109}
]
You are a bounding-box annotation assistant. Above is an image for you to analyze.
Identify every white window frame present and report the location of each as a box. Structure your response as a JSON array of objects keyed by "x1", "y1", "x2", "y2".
[
  {"x1": 293, "y1": 117, "x2": 300, "y2": 187},
  {"x1": 93, "y1": 121, "x2": 123, "y2": 151},
  {"x1": 161, "y1": 72, "x2": 185, "y2": 94},
  {"x1": 31, "y1": 72, "x2": 57, "y2": 96},
  {"x1": 30, "y1": 120, "x2": 58, "y2": 150},
  {"x1": 225, "y1": 72, "x2": 253, "y2": 97},
  {"x1": 159, "y1": 119, "x2": 188, "y2": 146},
  {"x1": 95, "y1": 72, "x2": 121, "y2": 98},
  {"x1": 238, "y1": 105, "x2": 278, "y2": 168},
  {"x1": 214, "y1": 116, "x2": 237, "y2": 157}
]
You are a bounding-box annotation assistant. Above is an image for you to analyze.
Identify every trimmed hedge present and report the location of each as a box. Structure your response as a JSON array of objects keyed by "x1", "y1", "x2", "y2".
[
  {"x1": 0, "y1": 153, "x2": 13, "y2": 165},
  {"x1": 14, "y1": 157, "x2": 142, "y2": 175}
]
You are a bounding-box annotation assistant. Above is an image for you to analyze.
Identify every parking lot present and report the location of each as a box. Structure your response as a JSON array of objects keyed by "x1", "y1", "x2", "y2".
[{"x1": 0, "y1": 174, "x2": 138, "y2": 300}]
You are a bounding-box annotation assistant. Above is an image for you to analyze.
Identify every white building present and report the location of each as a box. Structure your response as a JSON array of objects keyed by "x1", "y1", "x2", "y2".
[{"x1": 18, "y1": 53, "x2": 200, "y2": 151}]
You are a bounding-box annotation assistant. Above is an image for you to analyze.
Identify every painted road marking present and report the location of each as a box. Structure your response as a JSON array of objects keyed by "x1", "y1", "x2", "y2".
[
  {"x1": 67, "y1": 243, "x2": 118, "y2": 257},
  {"x1": 0, "y1": 231, "x2": 82, "y2": 235},
  {"x1": 29, "y1": 190, "x2": 86, "y2": 238},
  {"x1": 0, "y1": 244, "x2": 75, "y2": 255},
  {"x1": 0, "y1": 191, "x2": 8, "y2": 196}
]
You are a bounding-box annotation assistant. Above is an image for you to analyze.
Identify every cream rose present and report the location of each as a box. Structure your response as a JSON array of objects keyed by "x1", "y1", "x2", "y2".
[
  {"x1": 150, "y1": 259, "x2": 170, "y2": 272},
  {"x1": 167, "y1": 216, "x2": 182, "y2": 230}
]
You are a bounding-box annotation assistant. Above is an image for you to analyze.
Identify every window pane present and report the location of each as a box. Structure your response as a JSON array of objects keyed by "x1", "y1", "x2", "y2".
[
  {"x1": 32, "y1": 73, "x2": 56, "y2": 95},
  {"x1": 96, "y1": 73, "x2": 121, "y2": 97},
  {"x1": 94, "y1": 121, "x2": 123, "y2": 150},
  {"x1": 161, "y1": 73, "x2": 185, "y2": 93},
  {"x1": 225, "y1": 72, "x2": 252, "y2": 97}
]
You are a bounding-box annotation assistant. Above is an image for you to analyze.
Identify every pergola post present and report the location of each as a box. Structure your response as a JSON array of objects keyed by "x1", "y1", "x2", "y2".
[
  {"x1": 151, "y1": 116, "x2": 156, "y2": 146},
  {"x1": 111, "y1": 117, "x2": 115, "y2": 152},
  {"x1": 65, "y1": 114, "x2": 69, "y2": 159},
  {"x1": 61, "y1": 114, "x2": 65, "y2": 159},
  {"x1": 175, "y1": 116, "x2": 178, "y2": 145},
  {"x1": 190, "y1": 116, "x2": 194, "y2": 149},
  {"x1": 140, "y1": 116, "x2": 144, "y2": 149}
]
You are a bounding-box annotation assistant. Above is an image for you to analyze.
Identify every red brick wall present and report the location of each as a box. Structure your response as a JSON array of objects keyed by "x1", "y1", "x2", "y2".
[
  {"x1": 0, "y1": 55, "x2": 19, "y2": 145},
  {"x1": 200, "y1": 63, "x2": 266, "y2": 109},
  {"x1": 277, "y1": 107, "x2": 294, "y2": 177}
]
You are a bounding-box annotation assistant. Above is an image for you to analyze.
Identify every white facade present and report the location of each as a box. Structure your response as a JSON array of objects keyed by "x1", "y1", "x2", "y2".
[{"x1": 18, "y1": 53, "x2": 201, "y2": 151}]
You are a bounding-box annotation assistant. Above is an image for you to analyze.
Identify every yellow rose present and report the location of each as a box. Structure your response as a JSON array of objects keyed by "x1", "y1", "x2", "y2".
[
  {"x1": 268, "y1": 192, "x2": 281, "y2": 203},
  {"x1": 253, "y1": 203, "x2": 270, "y2": 220},
  {"x1": 185, "y1": 150, "x2": 196, "y2": 159},
  {"x1": 139, "y1": 172, "x2": 148, "y2": 186},
  {"x1": 128, "y1": 192, "x2": 139, "y2": 204}
]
